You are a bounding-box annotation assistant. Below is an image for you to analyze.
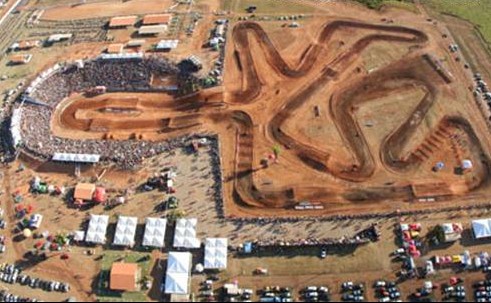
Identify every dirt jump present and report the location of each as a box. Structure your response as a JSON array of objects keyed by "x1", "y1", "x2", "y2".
[{"x1": 50, "y1": 18, "x2": 491, "y2": 217}]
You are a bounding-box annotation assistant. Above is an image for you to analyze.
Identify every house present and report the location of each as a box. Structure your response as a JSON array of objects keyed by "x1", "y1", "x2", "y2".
[
  {"x1": 74, "y1": 183, "x2": 96, "y2": 201},
  {"x1": 110, "y1": 263, "x2": 139, "y2": 291},
  {"x1": 142, "y1": 14, "x2": 171, "y2": 25},
  {"x1": 108, "y1": 16, "x2": 137, "y2": 29}
]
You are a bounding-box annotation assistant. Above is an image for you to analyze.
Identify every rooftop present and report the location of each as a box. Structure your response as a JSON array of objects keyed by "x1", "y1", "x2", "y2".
[
  {"x1": 108, "y1": 16, "x2": 137, "y2": 28},
  {"x1": 74, "y1": 183, "x2": 96, "y2": 201},
  {"x1": 142, "y1": 13, "x2": 171, "y2": 25},
  {"x1": 110, "y1": 263, "x2": 138, "y2": 291}
]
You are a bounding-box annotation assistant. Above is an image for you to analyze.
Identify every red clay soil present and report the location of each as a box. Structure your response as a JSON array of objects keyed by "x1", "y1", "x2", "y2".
[{"x1": 50, "y1": 18, "x2": 491, "y2": 217}]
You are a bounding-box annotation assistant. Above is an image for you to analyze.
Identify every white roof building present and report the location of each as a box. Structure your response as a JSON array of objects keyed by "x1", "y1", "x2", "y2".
[
  {"x1": 113, "y1": 216, "x2": 138, "y2": 246},
  {"x1": 164, "y1": 251, "x2": 191, "y2": 294},
  {"x1": 52, "y1": 153, "x2": 100, "y2": 163},
  {"x1": 155, "y1": 39, "x2": 179, "y2": 50},
  {"x1": 85, "y1": 214, "x2": 109, "y2": 244},
  {"x1": 204, "y1": 238, "x2": 228, "y2": 269},
  {"x1": 98, "y1": 52, "x2": 143, "y2": 60},
  {"x1": 47, "y1": 33, "x2": 73, "y2": 43},
  {"x1": 173, "y1": 218, "x2": 200, "y2": 248},
  {"x1": 10, "y1": 108, "x2": 22, "y2": 147},
  {"x1": 142, "y1": 217, "x2": 167, "y2": 248},
  {"x1": 472, "y1": 219, "x2": 491, "y2": 239}
]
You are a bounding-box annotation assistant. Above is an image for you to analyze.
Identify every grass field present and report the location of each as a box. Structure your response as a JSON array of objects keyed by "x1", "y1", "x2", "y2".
[
  {"x1": 96, "y1": 251, "x2": 153, "y2": 302},
  {"x1": 425, "y1": 0, "x2": 491, "y2": 46},
  {"x1": 220, "y1": 0, "x2": 315, "y2": 14},
  {"x1": 381, "y1": 0, "x2": 418, "y2": 13}
]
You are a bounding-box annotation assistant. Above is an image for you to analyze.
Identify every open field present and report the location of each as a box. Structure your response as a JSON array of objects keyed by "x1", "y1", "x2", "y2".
[
  {"x1": 220, "y1": 0, "x2": 315, "y2": 14},
  {"x1": 41, "y1": 0, "x2": 173, "y2": 21},
  {"x1": 25, "y1": 8, "x2": 491, "y2": 218},
  {"x1": 425, "y1": 0, "x2": 491, "y2": 46}
]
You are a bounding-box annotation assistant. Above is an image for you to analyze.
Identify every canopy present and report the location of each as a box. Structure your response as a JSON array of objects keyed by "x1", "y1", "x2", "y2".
[
  {"x1": 164, "y1": 272, "x2": 189, "y2": 294},
  {"x1": 173, "y1": 218, "x2": 200, "y2": 248},
  {"x1": 85, "y1": 214, "x2": 109, "y2": 244},
  {"x1": 472, "y1": 219, "x2": 491, "y2": 239},
  {"x1": 113, "y1": 216, "x2": 137, "y2": 246},
  {"x1": 52, "y1": 153, "x2": 100, "y2": 163},
  {"x1": 204, "y1": 238, "x2": 228, "y2": 269},
  {"x1": 164, "y1": 252, "x2": 191, "y2": 294},
  {"x1": 142, "y1": 217, "x2": 167, "y2": 247}
]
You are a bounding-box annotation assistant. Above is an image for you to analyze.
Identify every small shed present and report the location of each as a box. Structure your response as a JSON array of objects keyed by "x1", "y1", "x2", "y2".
[
  {"x1": 110, "y1": 263, "x2": 139, "y2": 291},
  {"x1": 74, "y1": 183, "x2": 96, "y2": 201}
]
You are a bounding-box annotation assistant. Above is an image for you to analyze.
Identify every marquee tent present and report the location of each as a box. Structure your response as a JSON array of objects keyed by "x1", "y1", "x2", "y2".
[
  {"x1": 142, "y1": 217, "x2": 167, "y2": 248},
  {"x1": 204, "y1": 238, "x2": 228, "y2": 269},
  {"x1": 164, "y1": 252, "x2": 191, "y2": 294},
  {"x1": 113, "y1": 216, "x2": 137, "y2": 246},
  {"x1": 85, "y1": 214, "x2": 109, "y2": 244},
  {"x1": 472, "y1": 219, "x2": 491, "y2": 239},
  {"x1": 173, "y1": 218, "x2": 200, "y2": 248}
]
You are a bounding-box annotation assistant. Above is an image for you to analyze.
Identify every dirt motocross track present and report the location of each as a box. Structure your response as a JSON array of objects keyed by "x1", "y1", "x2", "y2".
[{"x1": 52, "y1": 17, "x2": 491, "y2": 217}]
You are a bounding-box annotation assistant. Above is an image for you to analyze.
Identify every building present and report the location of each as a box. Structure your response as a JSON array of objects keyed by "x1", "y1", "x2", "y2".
[
  {"x1": 142, "y1": 13, "x2": 171, "y2": 25},
  {"x1": 47, "y1": 33, "x2": 73, "y2": 44},
  {"x1": 110, "y1": 263, "x2": 139, "y2": 291},
  {"x1": 74, "y1": 183, "x2": 96, "y2": 201},
  {"x1": 155, "y1": 39, "x2": 179, "y2": 51},
  {"x1": 138, "y1": 25, "x2": 167, "y2": 36},
  {"x1": 10, "y1": 54, "x2": 32, "y2": 65},
  {"x1": 108, "y1": 16, "x2": 137, "y2": 28}
]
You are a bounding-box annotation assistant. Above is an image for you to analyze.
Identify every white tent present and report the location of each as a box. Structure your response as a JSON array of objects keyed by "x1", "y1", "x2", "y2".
[
  {"x1": 164, "y1": 252, "x2": 191, "y2": 294},
  {"x1": 173, "y1": 218, "x2": 200, "y2": 248},
  {"x1": 472, "y1": 219, "x2": 491, "y2": 239},
  {"x1": 143, "y1": 217, "x2": 167, "y2": 248},
  {"x1": 113, "y1": 216, "x2": 137, "y2": 246},
  {"x1": 204, "y1": 238, "x2": 228, "y2": 269},
  {"x1": 85, "y1": 214, "x2": 109, "y2": 244},
  {"x1": 73, "y1": 230, "x2": 85, "y2": 242},
  {"x1": 164, "y1": 272, "x2": 189, "y2": 294}
]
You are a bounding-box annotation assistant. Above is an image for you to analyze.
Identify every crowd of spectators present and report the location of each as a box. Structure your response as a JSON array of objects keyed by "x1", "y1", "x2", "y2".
[{"x1": 16, "y1": 56, "x2": 189, "y2": 169}]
